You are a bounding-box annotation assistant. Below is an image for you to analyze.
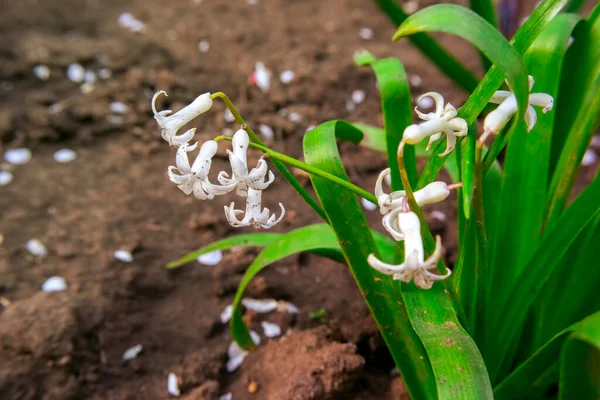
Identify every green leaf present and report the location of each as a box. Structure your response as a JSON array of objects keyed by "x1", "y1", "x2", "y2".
[
  {"x1": 494, "y1": 312, "x2": 600, "y2": 399},
  {"x1": 230, "y1": 224, "x2": 342, "y2": 349},
  {"x1": 368, "y1": 57, "x2": 416, "y2": 189},
  {"x1": 417, "y1": 0, "x2": 569, "y2": 187},
  {"x1": 484, "y1": 172, "x2": 600, "y2": 383},
  {"x1": 485, "y1": 13, "x2": 581, "y2": 359},
  {"x1": 303, "y1": 120, "x2": 436, "y2": 400},
  {"x1": 166, "y1": 233, "x2": 282, "y2": 269},
  {"x1": 559, "y1": 313, "x2": 600, "y2": 399},
  {"x1": 373, "y1": 0, "x2": 479, "y2": 92},
  {"x1": 469, "y1": 0, "x2": 497, "y2": 70},
  {"x1": 546, "y1": 5, "x2": 600, "y2": 225}
]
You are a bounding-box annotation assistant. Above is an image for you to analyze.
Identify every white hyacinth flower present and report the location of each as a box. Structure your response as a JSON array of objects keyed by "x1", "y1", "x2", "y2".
[
  {"x1": 225, "y1": 188, "x2": 285, "y2": 229},
  {"x1": 217, "y1": 129, "x2": 275, "y2": 196},
  {"x1": 483, "y1": 75, "x2": 553, "y2": 137},
  {"x1": 367, "y1": 212, "x2": 451, "y2": 289},
  {"x1": 374, "y1": 168, "x2": 453, "y2": 216},
  {"x1": 168, "y1": 141, "x2": 236, "y2": 200},
  {"x1": 152, "y1": 91, "x2": 213, "y2": 147},
  {"x1": 402, "y1": 92, "x2": 468, "y2": 157}
]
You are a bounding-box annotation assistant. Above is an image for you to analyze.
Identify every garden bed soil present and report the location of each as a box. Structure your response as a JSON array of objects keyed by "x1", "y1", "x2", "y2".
[{"x1": 0, "y1": 0, "x2": 597, "y2": 399}]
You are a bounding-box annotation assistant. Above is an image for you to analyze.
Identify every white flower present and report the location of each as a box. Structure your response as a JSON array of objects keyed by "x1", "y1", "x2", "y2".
[
  {"x1": 217, "y1": 129, "x2": 274, "y2": 196},
  {"x1": 224, "y1": 188, "x2": 285, "y2": 229},
  {"x1": 484, "y1": 75, "x2": 553, "y2": 137},
  {"x1": 367, "y1": 212, "x2": 451, "y2": 289},
  {"x1": 152, "y1": 91, "x2": 213, "y2": 147},
  {"x1": 168, "y1": 141, "x2": 236, "y2": 200},
  {"x1": 402, "y1": 92, "x2": 468, "y2": 157}
]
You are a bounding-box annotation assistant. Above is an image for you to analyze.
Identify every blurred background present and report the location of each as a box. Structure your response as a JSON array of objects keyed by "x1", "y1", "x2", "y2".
[{"x1": 0, "y1": 0, "x2": 598, "y2": 399}]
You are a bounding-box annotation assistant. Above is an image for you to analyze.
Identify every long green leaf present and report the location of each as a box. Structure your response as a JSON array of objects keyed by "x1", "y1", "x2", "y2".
[
  {"x1": 416, "y1": 0, "x2": 569, "y2": 187},
  {"x1": 559, "y1": 313, "x2": 600, "y2": 399},
  {"x1": 485, "y1": 13, "x2": 581, "y2": 358},
  {"x1": 369, "y1": 58, "x2": 416, "y2": 189},
  {"x1": 469, "y1": 0, "x2": 497, "y2": 70},
  {"x1": 546, "y1": 5, "x2": 600, "y2": 225},
  {"x1": 303, "y1": 120, "x2": 435, "y2": 400},
  {"x1": 373, "y1": 0, "x2": 479, "y2": 92},
  {"x1": 494, "y1": 312, "x2": 600, "y2": 399},
  {"x1": 484, "y1": 172, "x2": 600, "y2": 382}
]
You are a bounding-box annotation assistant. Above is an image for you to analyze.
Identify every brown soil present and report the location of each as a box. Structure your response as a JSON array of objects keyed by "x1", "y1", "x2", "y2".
[{"x1": 1, "y1": 0, "x2": 598, "y2": 399}]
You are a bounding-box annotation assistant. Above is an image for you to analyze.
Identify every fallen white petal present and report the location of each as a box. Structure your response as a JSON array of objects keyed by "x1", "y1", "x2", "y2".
[
  {"x1": 197, "y1": 250, "x2": 223, "y2": 266},
  {"x1": 288, "y1": 112, "x2": 302, "y2": 123},
  {"x1": 224, "y1": 109, "x2": 235, "y2": 123},
  {"x1": 361, "y1": 197, "x2": 377, "y2": 211},
  {"x1": 280, "y1": 70, "x2": 295, "y2": 84},
  {"x1": 80, "y1": 82, "x2": 94, "y2": 94},
  {"x1": 66, "y1": 63, "x2": 85, "y2": 83},
  {"x1": 409, "y1": 74, "x2": 423, "y2": 88},
  {"x1": 119, "y1": 12, "x2": 144, "y2": 32},
  {"x1": 582, "y1": 149, "x2": 598, "y2": 167},
  {"x1": 254, "y1": 62, "x2": 271, "y2": 93},
  {"x1": 98, "y1": 68, "x2": 112, "y2": 80},
  {"x1": 242, "y1": 298, "x2": 279, "y2": 313},
  {"x1": 226, "y1": 353, "x2": 246, "y2": 372},
  {"x1": 53, "y1": 149, "x2": 77, "y2": 163},
  {"x1": 345, "y1": 100, "x2": 356, "y2": 112},
  {"x1": 359, "y1": 27, "x2": 374, "y2": 40},
  {"x1": 403, "y1": 0, "x2": 419, "y2": 14},
  {"x1": 42, "y1": 276, "x2": 67, "y2": 292},
  {"x1": 84, "y1": 70, "x2": 97, "y2": 84},
  {"x1": 4, "y1": 148, "x2": 32, "y2": 165},
  {"x1": 351, "y1": 90, "x2": 365, "y2": 104},
  {"x1": 430, "y1": 210, "x2": 447, "y2": 222},
  {"x1": 33, "y1": 65, "x2": 50, "y2": 80},
  {"x1": 198, "y1": 39, "x2": 210, "y2": 53},
  {"x1": 220, "y1": 304, "x2": 233, "y2": 323},
  {"x1": 122, "y1": 344, "x2": 143, "y2": 360},
  {"x1": 114, "y1": 250, "x2": 133, "y2": 263},
  {"x1": 250, "y1": 330, "x2": 261, "y2": 346},
  {"x1": 27, "y1": 239, "x2": 47, "y2": 257},
  {"x1": 261, "y1": 321, "x2": 282, "y2": 338},
  {"x1": 0, "y1": 171, "x2": 13, "y2": 186},
  {"x1": 219, "y1": 393, "x2": 233, "y2": 400},
  {"x1": 258, "y1": 124, "x2": 274, "y2": 139},
  {"x1": 167, "y1": 372, "x2": 180, "y2": 396},
  {"x1": 305, "y1": 125, "x2": 315, "y2": 133},
  {"x1": 223, "y1": 128, "x2": 233, "y2": 137},
  {"x1": 109, "y1": 102, "x2": 128, "y2": 114}
]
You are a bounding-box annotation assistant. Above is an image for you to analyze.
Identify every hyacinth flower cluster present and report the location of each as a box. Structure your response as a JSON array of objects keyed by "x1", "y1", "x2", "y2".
[
  {"x1": 152, "y1": 91, "x2": 284, "y2": 229},
  {"x1": 152, "y1": 76, "x2": 552, "y2": 290}
]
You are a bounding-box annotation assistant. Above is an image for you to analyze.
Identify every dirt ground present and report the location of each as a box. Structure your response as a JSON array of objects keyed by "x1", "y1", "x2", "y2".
[{"x1": 0, "y1": 0, "x2": 597, "y2": 399}]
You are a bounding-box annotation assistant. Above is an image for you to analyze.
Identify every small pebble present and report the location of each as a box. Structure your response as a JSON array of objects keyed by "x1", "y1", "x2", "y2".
[
  {"x1": 119, "y1": 12, "x2": 144, "y2": 32},
  {"x1": 122, "y1": 344, "x2": 143, "y2": 360},
  {"x1": 219, "y1": 393, "x2": 233, "y2": 400},
  {"x1": 4, "y1": 148, "x2": 32, "y2": 165},
  {"x1": 351, "y1": 90, "x2": 366, "y2": 104},
  {"x1": 409, "y1": 74, "x2": 423, "y2": 88},
  {"x1": 84, "y1": 70, "x2": 97, "y2": 84},
  {"x1": 198, "y1": 39, "x2": 210, "y2": 53},
  {"x1": 261, "y1": 321, "x2": 282, "y2": 338},
  {"x1": 247, "y1": 381, "x2": 259, "y2": 394},
  {"x1": 223, "y1": 128, "x2": 233, "y2": 137},
  {"x1": 288, "y1": 112, "x2": 302, "y2": 123},
  {"x1": 80, "y1": 82, "x2": 95, "y2": 94},
  {"x1": 591, "y1": 134, "x2": 600, "y2": 148},
  {"x1": 403, "y1": 0, "x2": 419, "y2": 14},
  {"x1": 279, "y1": 70, "x2": 295, "y2": 84},
  {"x1": 258, "y1": 124, "x2": 274, "y2": 139},
  {"x1": 345, "y1": 100, "x2": 356, "y2": 112},
  {"x1": 359, "y1": 27, "x2": 374, "y2": 40},
  {"x1": 53, "y1": 149, "x2": 77, "y2": 163},
  {"x1": 418, "y1": 95, "x2": 435, "y2": 109},
  {"x1": 305, "y1": 125, "x2": 315, "y2": 132},
  {"x1": 27, "y1": 239, "x2": 48, "y2": 257},
  {"x1": 42, "y1": 276, "x2": 67, "y2": 292},
  {"x1": 33, "y1": 65, "x2": 50, "y2": 80},
  {"x1": 582, "y1": 149, "x2": 598, "y2": 166},
  {"x1": 221, "y1": 304, "x2": 233, "y2": 323},
  {"x1": 242, "y1": 298, "x2": 279, "y2": 313},
  {"x1": 167, "y1": 373, "x2": 180, "y2": 397},
  {"x1": 430, "y1": 210, "x2": 447, "y2": 222},
  {"x1": 197, "y1": 250, "x2": 223, "y2": 265},
  {"x1": 247, "y1": 0, "x2": 258, "y2": 4},
  {"x1": 114, "y1": 250, "x2": 133, "y2": 263},
  {"x1": 107, "y1": 115, "x2": 125, "y2": 125},
  {"x1": 109, "y1": 102, "x2": 129, "y2": 114},
  {"x1": 254, "y1": 62, "x2": 271, "y2": 93},
  {"x1": 224, "y1": 109, "x2": 235, "y2": 123},
  {"x1": 0, "y1": 171, "x2": 13, "y2": 186},
  {"x1": 361, "y1": 197, "x2": 377, "y2": 211},
  {"x1": 66, "y1": 63, "x2": 85, "y2": 83},
  {"x1": 279, "y1": 301, "x2": 299, "y2": 314},
  {"x1": 49, "y1": 102, "x2": 64, "y2": 114},
  {"x1": 98, "y1": 68, "x2": 113, "y2": 80}
]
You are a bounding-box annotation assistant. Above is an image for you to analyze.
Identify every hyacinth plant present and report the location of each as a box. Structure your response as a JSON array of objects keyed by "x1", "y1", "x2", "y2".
[{"x1": 157, "y1": 1, "x2": 600, "y2": 398}]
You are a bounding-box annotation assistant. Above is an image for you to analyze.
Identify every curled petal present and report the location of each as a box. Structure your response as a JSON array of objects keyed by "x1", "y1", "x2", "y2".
[
  {"x1": 529, "y1": 93, "x2": 554, "y2": 113},
  {"x1": 421, "y1": 235, "x2": 444, "y2": 271},
  {"x1": 414, "y1": 108, "x2": 437, "y2": 121},
  {"x1": 247, "y1": 160, "x2": 275, "y2": 190},
  {"x1": 152, "y1": 91, "x2": 212, "y2": 146},
  {"x1": 367, "y1": 253, "x2": 407, "y2": 275},
  {"x1": 224, "y1": 202, "x2": 244, "y2": 227},
  {"x1": 426, "y1": 132, "x2": 443, "y2": 151},
  {"x1": 438, "y1": 130, "x2": 456, "y2": 157},
  {"x1": 192, "y1": 179, "x2": 211, "y2": 200},
  {"x1": 175, "y1": 142, "x2": 198, "y2": 174},
  {"x1": 525, "y1": 105, "x2": 538, "y2": 132},
  {"x1": 374, "y1": 168, "x2": 391, "y2": 200},
  {"x1": 449, "y1": 117, "x2": 468, "y2": 136},
  {"x1": 441, "y1": 103, "x2": 457, "y2": 120},
  {"x1": 489, "y1": 90, "x2": 512, "y2": 104},
  {"x1": 418, "y1": 92, "x2": 445, "y2": 116},
  {"x1": 167, "y1": 166, "x2": 189, "y2": 186},
  {"x1": 171, "y1": 128, "x2": 196, "y2": 147},
  {"x1": 382, "y1": 208, "x2": 405, "y2": 241},
  {"x1": 152, "y1": 91, "x2": 170, "y2": 116},
  {"x1": 191, "y1": 140, "x2": 218, "y2": 179},
  {"x1": 528, "y1": 75, "x2": 535, "y2": 90},
  {"x1": 202, "y1": 178, "x2": 237, "y2": 196}
]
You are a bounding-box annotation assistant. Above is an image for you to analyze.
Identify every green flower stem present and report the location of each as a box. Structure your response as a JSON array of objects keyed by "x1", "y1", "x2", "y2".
[
  {"x1": 214, "y1": 136, "x2": 378, "y2": 205},
  {"x1": 210, "y1": 92, "x2": 328, "y2": 221}
]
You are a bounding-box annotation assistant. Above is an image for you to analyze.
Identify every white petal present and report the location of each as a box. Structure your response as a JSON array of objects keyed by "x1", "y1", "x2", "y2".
[
  {"x1": 529, "y1": 93, "x2": 554, "y2": 113},
  {"x1": 42, "y1": 276, "x2": 67, "y2": 292},
  {"x1": 4, "y1": 148, "x2": 32, "y2": 165},
  {"x1": 258, "y1": 124, "x2": 274, "y2": 139},
  {"x1": 242, "y1": 298, "x2": 279, "y2": 313},
  {"x1": 114, "y1": 250, "x2": 133, "y2": 262},
  {"x1": 175, "y1": 142, "x2": 197, "y2": 174},
  {"x1": 361, "y1": 197, "x2": 377, "y2": 211},
  {"x1": 0, "y1": 171, "x2": 13, "y2": 186},
  {"x1": 109, "y1": 102, "x2": 128, "y2": 114},
  {"x1": 167, "y1": 373, "x2": 180, "y2": 396},
  {"x1": 261, "y1": 321, "x2": 282, "y2": 338},
  {"x1": 351, "y1": 90, "x2": 366, "y2": 104},
  {"x1": 277, "y1": 301, "x2": 299, "y2": 314},
  {"x1": 66, "y1": 63, "x2": 85, "y2": 83},
  {"x1": 219, "y1": 393, "x2": 233, "y2": 400},
  {"x1": 358, "y1": 27, "x2": 374, "y2": 40},
  {"x1": 254, "y1": 62, "x2": 271, "y2": 92},
  {"x1": 220, "y1": 305, "x2": 233, "y2": 324},
  {"x1": 191, "y1": 140, "x2": 217, "y2": 178},
  {"x1": 382, "y1": 208, "x2": 406, "y2": 241},
  {"x1": 367, "y1": 254, "x2": 407, "y2": 275},
  {"x1": 582, "y1": 149, "x2": 598, "y2": 167},
  {"x1": 280, "y1": 70, "x2": 295, "y2": 84},
  {"x1": 226, "y1": 353, "x2": 246, "y2": 372},
  {"x1": 197, "y1": 250, "x2": 223, "y2": 265},
  {"x1": 27, "y1": 239, "x2": 47, "y2": 257},
  {"x1": 122, "y1": 344, "x2": 143, "y2": 360},
  {"x1": 53, "y1": 149, "x2": 77, "y2": 163},
  {"x1": 525, "y1": 105, "x2": 538, "y2": 132},
  {"x1": 489, "y1": 90, "x2": 512, "y2": 104}
]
